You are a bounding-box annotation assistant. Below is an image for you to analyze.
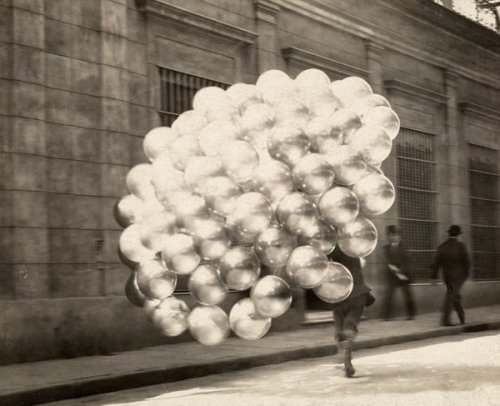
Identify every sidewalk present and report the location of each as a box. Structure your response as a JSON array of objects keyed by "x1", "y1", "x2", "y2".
[{"x1": 2, "y1": 305, "x2": 500, "y2": 406}]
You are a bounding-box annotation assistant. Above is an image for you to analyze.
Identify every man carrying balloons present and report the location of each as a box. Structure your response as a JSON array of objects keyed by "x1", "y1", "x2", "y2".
[{"x1": 328, "y1": 246, "x2": 375, "y2": 378}]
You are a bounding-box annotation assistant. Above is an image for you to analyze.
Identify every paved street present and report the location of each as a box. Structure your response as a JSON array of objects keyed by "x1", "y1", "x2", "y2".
[{"x1": 42, "y1": 331, "x2": 500, "y2": 406}]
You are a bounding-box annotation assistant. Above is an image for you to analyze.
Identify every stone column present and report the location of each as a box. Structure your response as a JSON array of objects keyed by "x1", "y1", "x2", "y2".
[
  {"x1": 254, "y1": 0, "x2": 280, "y2": 73},
  {"x1": 365, "y1": 41, "x2": 384, "y2": 94}
]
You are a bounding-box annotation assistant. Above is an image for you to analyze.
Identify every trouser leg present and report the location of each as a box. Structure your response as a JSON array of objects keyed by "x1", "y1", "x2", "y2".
[
  {"x1": 382, "y1": 282, "x2": 395, "y2": 320},
  {"x1": 442, "y1": 283, "x2": 453, "y2": 324},
  {"x1": 402, "y1": 283, "x2": 416, "y2": 319},
  {"x1": 451, "y1": 282, "x2": 465, "y2": 324},
  {"x1": 338, "y1": 295, "x2": 366, "y2": 377}
]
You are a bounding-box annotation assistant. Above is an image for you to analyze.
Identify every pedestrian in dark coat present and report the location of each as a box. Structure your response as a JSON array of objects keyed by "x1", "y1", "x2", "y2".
[
  {"x1": 382, "y1": 225, "x2": 416, "y2": 320},
  {"x1": 328, "y1": 246, "x2": 375, "y2": 378},
  {"x1": 431, "y1": 225, "x2": 470, "y2": 326}
]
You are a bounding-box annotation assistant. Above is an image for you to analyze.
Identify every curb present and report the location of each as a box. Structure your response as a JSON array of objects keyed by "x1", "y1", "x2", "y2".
[{"x1": 2, "y1": 321, "x2": 499, "y2": 406}]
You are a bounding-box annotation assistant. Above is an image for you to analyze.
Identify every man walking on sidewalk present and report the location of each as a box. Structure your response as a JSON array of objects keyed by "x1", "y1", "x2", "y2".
[
  {"x1": 328, "y1": 246, "x2": 375, "y2": 378},
  {"x1": 431, "y1": 225, "x2": 470, "y2": 326}
]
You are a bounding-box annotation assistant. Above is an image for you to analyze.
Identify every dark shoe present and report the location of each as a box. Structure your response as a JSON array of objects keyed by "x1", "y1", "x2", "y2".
[
  {"x1": 458, "y1": 313, "x2": 465, "y2": 325},
  {"x1": 441, "y1": 322, "x2": 454, "y2": 326},
  {"x1": 344, "y1": 362, "x2": 356, "y2": 378},
  {"x1": 406, "y1": 316, "x2": 414, "y2": 321},
  {"x1": 341, "y1": 340, "x2": 355, "y2": 378}
]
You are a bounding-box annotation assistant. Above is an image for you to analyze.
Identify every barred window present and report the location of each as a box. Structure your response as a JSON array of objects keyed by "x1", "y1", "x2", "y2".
[
  {"x1": 159, "y1": 68, "x2": 229, "y2": 126},
  {"x1": 396, "y1": 128, "x2": 438, "y2": 282},
  {"x1": 469, "y1": 145, "x2": 500, "y2": 280}
]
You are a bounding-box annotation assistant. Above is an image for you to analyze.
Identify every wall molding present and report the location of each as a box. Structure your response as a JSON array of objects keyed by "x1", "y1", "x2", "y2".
[
  {"x1": 459, "y1": 102, "x2": 500, "y2": 123},
  {"x1": 137, "y1": 0, "x2": 258, "y2": 45},
  {"x1": 281, "y1": 47, "x2": 368, "y2": 78},
  {"x1": 254, "y1": 0, "x2": 280, "y2": 24},
  {"x1": 384, "y1": 79, "x2": 448, "y2": 105}
]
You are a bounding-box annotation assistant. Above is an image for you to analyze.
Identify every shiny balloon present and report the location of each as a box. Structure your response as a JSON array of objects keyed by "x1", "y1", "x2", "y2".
[
  {"x1": 219, "y1": 247, "x2": 261, "y2": 291},
  {"x1": 295, "y1": 68, "x2": 331, "y2": 88},
  {"x1": 254, "y1": 226, "x2": 297, "y2": 268},
  {"x1": 362, "y1": 106, "x2": 400, "y2": 140},
  {"x1": 318, "y1": 187, "x2": 359, "y2": 227},
  {"x1": 329, "y1": 109, "x2": 362, "y2": 143},
  {"x1": 293, "y1": 153, "x2": 335, "y2": 195},
  {"x1": 305, "y1": 116, "x2": 341, "y2": 152},
  {"x1": 344, "y1": 125, "x2": 392, "y2": 165},
  {"x1": 192, "y1": 86, "x2": 227, "y2": 114},
  {"x1": 268, "y1": 125, "x2": 310, "y2": 167},
  {"x1": 189, "y1": 264, "x2": 228, "y2": 306},
  {"x1": 353, "y1": 173, "x2": 395, "y2": 216},
  {"x1": 169, "y1": 135, "x2": 203, "y2": 171},
  {"x1": 119, "y1": 224, "x2": 156, "y2": 264},
  {"x1": 323, "y1": 144, "x2": 367, "y2": 186},
  {"x1": 337, "y1": 216, "x2": 378, "y2": 258},
  {"x1": 184, "y1": 156, "x2": 224, "y2": 194},
  {"x1": 205, "y1": 98, "x2": 240, "y2": 123},
  {"x1": 172, "y1": 110, "x2": 207, "y2": 136},
  {"x1": 251, "y1": 160, "x2": 295, "y2": 203},
  {"x1": 202, "y1": 176, "x2": 242, "y2": 219},
  {"x1": 313, "y1": 261, "x2": 354, "y2": 303},
  {"x1": 276, "y1": 192, "x2": 320, "y2": 236},
  {"x1": 161, "y1": 233, "x2": 201, "y2": 275},
  {"x1": 137, "y1": 258, "x2": 177, "y2": 300},
  {"x1": 297, "y1": 220, "x2": 337, "y2": 255},
  {"x1": 143, "y1": 127, "x2": 177, "y2": 162},
  {"x1": 286, "y1": 246, "x2": 329, "y2": 288},
  {"x1": 229, "y1": 298, "x2": 272, "y2": 340},
  {"x1": 124, "y1": 272, "x2": 147, "y2": 307},
  {"x1": 151, "y1": 296, "x2": 190, "y2": 337},
  {"x1": 274, "y1": 97, "x2": 310, "y2": 127},
  {"x1": 240, "y1": 103, "x2": 275, "y2": 133},
  {"x1": 198, "y1": 120, "x2": 239, "y2": 156},
  {"x1": 188, "y1": 305, "x2": 230, "y2": 346},
  {"x1": 226, "y1": 192, "x2": 273, "y2": 243},
  {"x1": 250, "y1": 275, "x2": 292, "y2": 318},
  {"x1": 220, "y1": 140, "x2": 259, "y2": 186},
  {"x1": 143, "y1": 298, "x2": 161, "y2": 322},
  {"x1": 126, "y1": 163, "x2": 155, "y2": 200},
  {"x1": 138, "y1": 211, "x2": 176, "y2": 252},
  {"x1": 349, "y1": 94, "x2": 391, "y2": 118},
  {"x1": 151, "y1": 155, "x2": 188, "y2": 203},
  {"x1": 226, "y1": 83, "x2": 263, "y2": 111},
  {"x1": 114, "y1": 194, "x2": 144, "y2": 228},
  {"x1": 171, "y1": 194, "x2": 208, "y2": 230},
  {"x1": 189, "y1": 217, "x2": 231, "y2": 261},
  {"x1": 331, "y1": 77, "x2": 373, "y2": 107},
  {"x1": 256, "y1": 69, "x2": 296, "y2": 105}
]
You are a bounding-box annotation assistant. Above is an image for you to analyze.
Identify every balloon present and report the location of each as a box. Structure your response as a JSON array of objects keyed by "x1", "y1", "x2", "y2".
[
  {"x1": 331, "y1": 76, "x2": 372, "y2": 107},
  {"x1": 126, "y1": 163, "x2": 155, "y2": 200},
  {"x1": 169, "y1": 135, "x2": 202, "y2": 171},
  {"x1": 254, "y1": 226, "x2": 297, "y2": 267},
  {"x1": 189, "y1": 217, "x2": 231, "y2": 260},
  {"x1": 151, "y1": 155, "x2": 188, "y2": 203},
  {"x1": 226, "y1": 83, "x2": 263, "y2": 111},
  {"x1": 286, "y1": 246, "x2": 329, "y2": 288},
  {"x1": 188, "y1": 264, "x2": 228, "y2": 306},
  {"x1": 143, "y1": 127, "x2": 177, "y2": 162},
  {"x1": 151, "y1": 296, "x2": 190, "y2": 337},
  {"x1": 124, "y1": 272, "x2": 147, "y2": 307},
  {"x1": 143, "y1": 298, "x2": 161, "y2": 321},
  {"x1": 198, "y1": 120, "x2": 239, "y2": 156},
  {"x1": 220, "y1": 140, "x2": 259, "y2": 186},
  {"x1": 251, "y1": 160, "x2": 295, "y2": 203},
  {"x1": 297, "y1": 220, "x2": 337, "y2": 255},
  {"x1": 337, "y1": 216, "x2": 378, "y2": 257},
  {"x1": 305, "y1": 116, "x2": 341, "y2": 152},
  {"x1": 268, "y1": 124, "x2": 310, "y2": 167},
  {"x1": 313, "y1": 261, "x2": 354, "y2": 303},
  {"x1": 137, "y1": 258, "x2": 177, "y2": 300},
  {"x1": 171, "y1": 194, "x2": 207, "y2": 230},
  {"x1": 344, "y1": 125, "x2": 392, "y2": 165},
  {"x1": 188, "y1": 305, "x2": 230, "y2": 346},
  {"x1": 161, "y1": 233, "x2": 201, "y2": 275},
  {"x1": 202, "y1": 176, "x2": 242, "y2": 219},
  {"x1": 205, "y1": 98, "x2": 240, "y2": 123},
  {"x1": 114, "y1": 194, "x2": 144, "y2": 227},
  {"x1": 273, "y1": 97, "x2": 310, "y2": 127},
  {"x1": 138, "y1": 211, "x2": 176, "y2": 252},
  {"x1": 276, "y1": 192, "x2": 320, "y2": 236},
  {"x1": 349, "y1": 94, "x2": 391, "y2": 118},
  {"x1": 219, "y1": 247, "x2": 261, "y2": 291},
  {"x1": 295, "y1": 68, "x2": 331, "y2": 88},
  {"x1": 353, "y1": 173, "x2": 395, "y2": 216},
  {"x1": 184, "y1": 156, "x2": 224, "y2": 194},
  {"x1": 226, "y1": 192, "x2": 273, "y2": 243},
  {"x1": 172, "y1": 110, "x2": 207, "y2": 136},
  {"x1": 229, "y1": 298, "x2": 272, "y2": 340},
  {"x1": 328, "y1": 109, "x2": 362, "y2": 143},
  {"x1": 292, "y1": 153, "x2": 335, "y2": 195},
  {"x1": 240, "y1": 103, "x2": 275, "y2": 133},
  {"x1": 119, "y1": 224, "x2": 156, "y2": 264},
  {"x1": 256, "y1": 69, "x2": 296, "y2": 105},
  {"x1": 362, "y1": 106, "x2": 400, "y2": 140},
  {"x1": 193, "y1": 86, "x2": 227, "y2": 114},
  {"x1": 250, "y1": 275, "x2": 292, "y2": 318},
  {"x1": 318, "y1": 187, "x2": 359, "y2": 227},
  {"x1": 323, "y1": 144, "x2": 367, "y2": 186}
]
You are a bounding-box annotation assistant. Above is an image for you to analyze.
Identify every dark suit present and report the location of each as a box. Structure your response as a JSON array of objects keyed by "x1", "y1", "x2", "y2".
[
  {"x1": 382, "y1": 243, "x2": 416, "y2": 320},
  {"x1": 431, "y1": 237, "x2": 470, "y2": 324}
]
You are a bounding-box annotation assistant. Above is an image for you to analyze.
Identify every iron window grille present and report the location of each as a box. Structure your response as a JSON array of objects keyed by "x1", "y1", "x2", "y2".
[
  {"x1": 469, "y1": 144, "x2": 500, "y2": 280},
  {"x1": 158, "y1": 67, "x2": 230, "y2": 126},
  {"x1": 396, "y1": 128, "x2": 438, "y2": 282}
]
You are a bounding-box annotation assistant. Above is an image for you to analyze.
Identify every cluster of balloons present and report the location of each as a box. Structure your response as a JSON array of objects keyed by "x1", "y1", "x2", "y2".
[{"x1": 114, "y1": 69, "x2": 399, "y2": 346}]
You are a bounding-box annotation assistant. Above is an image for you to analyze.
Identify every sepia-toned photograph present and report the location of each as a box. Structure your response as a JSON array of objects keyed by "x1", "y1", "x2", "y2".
[{"x1": 0, "y1": 0, "x2": 499, "y2": 405}]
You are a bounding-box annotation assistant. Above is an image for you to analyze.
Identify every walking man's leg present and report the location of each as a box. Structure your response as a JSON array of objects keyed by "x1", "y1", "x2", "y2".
[
  {"x1": 382, "y1": 282, "x2": 395, "y2": 320},
  {"x1": 338, "y1": 296, "x2": 366, "y2": 378},
  {"x1": 402, "y1": 283, "x2": 416, "y2": 320},
  {"x1": 451, "y1": 281, "x2": 465, "y2": 324},
  {"x1": 441, "y1": 283, "x2": 453, "y2": 325}
]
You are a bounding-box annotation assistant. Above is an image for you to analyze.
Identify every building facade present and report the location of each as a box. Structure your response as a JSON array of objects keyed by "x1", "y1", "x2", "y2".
[{"x1": 0, "y1": 0, "x2": 499, "y2": 364}]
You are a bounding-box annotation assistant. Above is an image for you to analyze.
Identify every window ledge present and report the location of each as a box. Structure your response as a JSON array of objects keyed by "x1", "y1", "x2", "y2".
[{"x1": 384, "y1": 79, "x2": 447, "y2": 105}]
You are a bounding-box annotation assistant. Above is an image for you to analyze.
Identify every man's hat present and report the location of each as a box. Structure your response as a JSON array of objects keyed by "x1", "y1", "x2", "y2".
[
  {"x1": 386, "y1": 225, "x2": 399, "y2": 235},
  {"x1": 448, "y1": 225, "x2": 462, "y2": 236}
]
